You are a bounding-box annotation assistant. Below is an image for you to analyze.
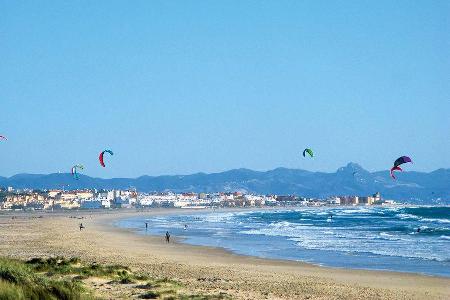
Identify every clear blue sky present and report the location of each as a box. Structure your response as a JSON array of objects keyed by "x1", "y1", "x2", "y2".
[{"x1": 1, "y1": 1, "x2": 449, "y2": 178}]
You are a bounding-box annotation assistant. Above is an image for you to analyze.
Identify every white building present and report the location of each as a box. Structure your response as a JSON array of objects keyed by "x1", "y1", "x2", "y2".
[
  {"x1": 81, "y1": 199, "x2": 102, "y2": 209},
  {"x1": 137, "y1": 195, "x2": 154, "y2": 207},
  {"x1": 114, "y1": 196, "x2": 136, "y2": 208},
  {"x1": 81, "y1": 198, "x2": 111, "y2": 209},
  {"x1": 327, "y1": 197, "x2": 341, "y2": 205},
  {"x1": 264, "y1": 197, "x2": 278, "y2": 206}
]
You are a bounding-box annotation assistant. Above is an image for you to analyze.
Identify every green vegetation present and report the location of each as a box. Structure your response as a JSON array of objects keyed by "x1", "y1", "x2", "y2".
[
  {"x1": 0, "y1": 257, "x2": 230, "y2": 300},
  {"x1": 136, "y1": 277, "x2": 229, "y2": 300},
  {"x1": 0, "y1": 257, "x2": 89, "y2": 300},
  {"x1": 26, "y1": 257, "x2": 130, "y2": 278}
]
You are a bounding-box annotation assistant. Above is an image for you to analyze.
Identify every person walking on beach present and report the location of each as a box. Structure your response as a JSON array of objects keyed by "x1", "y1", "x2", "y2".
[
  {"x1": 165, "y1": 231, "x2": 170, "y2": 243},
  {"x1": 79, "y1": 223, "x2": 85, "y2": 231}
]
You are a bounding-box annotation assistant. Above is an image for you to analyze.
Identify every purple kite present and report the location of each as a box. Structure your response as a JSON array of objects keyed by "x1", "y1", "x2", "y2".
[{"x1": 390, "y1": 156, "x2": 412, "y2": 179}]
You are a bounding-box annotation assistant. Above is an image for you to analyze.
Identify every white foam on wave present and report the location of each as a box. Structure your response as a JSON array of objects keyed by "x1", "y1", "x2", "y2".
[
  {"x1": 380, "y1": 232, "x2": 393, "y2": 237},
  {"x1": 200, "y1": 211, "x2": 252, "y2": 223},
  {"x1": 396, "y1": 213, "x2": 450, "y2": 224},
  {"x1": 421, "y1": 218, "x2": 450, "y2": 224},
  {"x1": 396, "y1": 213, "x2": 421, "y2": 220},
  {"x1": 339, "y1": 208, "x2": 372, "y2": 214},
  {"x1": 377, "y1": 232, "x2": 407, "y2": 241},
  {"x1": 290, "y1": 235, "x2": 448, "y2": 262},
  {"x1": 315, "y1": 211, "x2": 329, "y2": 216},
  {"x1": 240, "y1": 221, "x2": 321, "y2": 238}
]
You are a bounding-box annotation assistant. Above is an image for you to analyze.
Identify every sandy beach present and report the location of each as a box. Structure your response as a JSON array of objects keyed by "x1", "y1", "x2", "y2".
[{"x1": 0, "y1": 209, "x2": 449, "y2": 300}]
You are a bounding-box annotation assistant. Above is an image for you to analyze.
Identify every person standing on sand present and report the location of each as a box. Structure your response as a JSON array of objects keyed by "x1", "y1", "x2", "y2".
[
  {"x1": 165, "y1": 231, "x2": 170, "y2": 243},
  {"x1": 79, "y1": 223, "x2": 85, "y2": 231},
  {"x1": 145, "y1": 221, "x2": 148, "y2": 230}
]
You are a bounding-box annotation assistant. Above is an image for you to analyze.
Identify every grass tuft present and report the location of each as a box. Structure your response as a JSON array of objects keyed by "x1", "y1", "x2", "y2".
[
  {"x1": 139, "y1": 290, "x2": 161, "y2": 299},
  {"x1": 0, "y1": 257, "x2": 90, "y2": 300},
  {"x1": 3, "y1": 256, "x2": 230, "y2": 300}
]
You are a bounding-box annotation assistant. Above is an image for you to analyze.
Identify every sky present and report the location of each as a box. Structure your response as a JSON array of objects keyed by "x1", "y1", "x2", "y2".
[{"x1": 1, "y1": 1, "x2": 449, "y2": 178}]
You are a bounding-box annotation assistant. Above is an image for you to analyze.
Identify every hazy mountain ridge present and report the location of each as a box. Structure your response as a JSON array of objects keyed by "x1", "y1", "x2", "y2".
[{"x1": 0, "y1": 163, "x2": 448, "y2": 204}]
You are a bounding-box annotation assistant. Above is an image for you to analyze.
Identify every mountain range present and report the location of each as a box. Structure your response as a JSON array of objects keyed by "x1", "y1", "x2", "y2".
[{"x1": 1, "y1": 163, "x2": 449, "y2": 205}]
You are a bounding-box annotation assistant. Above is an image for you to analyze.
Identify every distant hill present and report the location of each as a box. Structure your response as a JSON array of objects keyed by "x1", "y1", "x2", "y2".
[{"x1": 1, "y1": 163, "x2": 449, "y2": 205}]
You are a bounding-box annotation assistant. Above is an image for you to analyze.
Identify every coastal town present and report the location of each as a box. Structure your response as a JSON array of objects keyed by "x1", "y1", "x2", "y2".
[{"x1": 0, "y1": 187, "x2": 394, "y2": 210}]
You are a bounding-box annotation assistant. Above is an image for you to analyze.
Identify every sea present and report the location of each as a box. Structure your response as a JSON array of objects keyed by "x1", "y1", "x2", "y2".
[{"x1": 115, "y1": 206, "x2": 450, "y2": 277}]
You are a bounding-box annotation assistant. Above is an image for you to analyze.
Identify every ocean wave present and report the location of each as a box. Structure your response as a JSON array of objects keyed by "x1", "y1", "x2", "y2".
[
  {"x1": 396, "y1": 213, "x2": 450, "y2": 224},
  {"x1": 396, "y1": 213, "x2": 421, "y2": 220},
  {"x1": 240, "y1": 222, "x2": 322, "y2": 238},
  {"x1": 402, "y1": 206, "x2": 450, "y2": 219},
  {"x1": 291, "y1": 237, "x2": 448, "y2": 262},
  {"x1": 123, "y1": 207, "x2": 450, "y2": 275},
  {"x1": 268, "y1": 221, "x2": 314, "y2": 227},
  {"x1": 339, "y1": 208, "x2": 372, "y2": 214},
  {"x1": 421, "y1": 218, "x2": 450, "y2": 224},
  {"x1": 379, "y1": 232, "x2": 393, "y2": 237},
  {"x1": 376, "y1": 232, "x2": 406, "y2": 241},
  {"x1": 240, "y1": 229, "x2": 265, "y2": 235},
  {"x1": 200, "y1": 212, "x2": 238, "y2": 223},
  {"x1": 415, "y1": 227, "x2": 450, "y2": 236},
  {"x1": 315, "y1": 211, "x2": 330, "y2": 216}
]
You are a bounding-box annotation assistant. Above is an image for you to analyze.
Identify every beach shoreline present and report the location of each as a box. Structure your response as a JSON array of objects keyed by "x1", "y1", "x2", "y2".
[
  {"x1": 1, "y1": 208, "x2": 449, "y2": 299},
  {"x1": 112, "y1": 206, "x2": 450, "y2": 278}
]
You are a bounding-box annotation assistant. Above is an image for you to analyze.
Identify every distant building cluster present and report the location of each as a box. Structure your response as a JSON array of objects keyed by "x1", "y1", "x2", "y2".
[
  {"x1": 0, "y1": 187, "x2": 395, "y2": 211},
  {"x1": 326, "y1": 192, "x2": 386, "y2": 205}
]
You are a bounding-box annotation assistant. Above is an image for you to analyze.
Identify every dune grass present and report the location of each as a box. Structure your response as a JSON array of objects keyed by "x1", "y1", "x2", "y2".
[
  {"x1": 26, "y1": 256, "x2": 131, "y2": 278},
  {"x1": 0, "y1": 257, "x2": 90, "y2": 300},
  {"x1": 0, "y1": 257, "x2": 229, "y2": 300}
]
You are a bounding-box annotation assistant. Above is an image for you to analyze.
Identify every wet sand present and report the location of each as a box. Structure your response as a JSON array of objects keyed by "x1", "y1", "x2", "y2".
[{"x1": 0, "y1": 209, "x2": 449, "y2": 299}]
